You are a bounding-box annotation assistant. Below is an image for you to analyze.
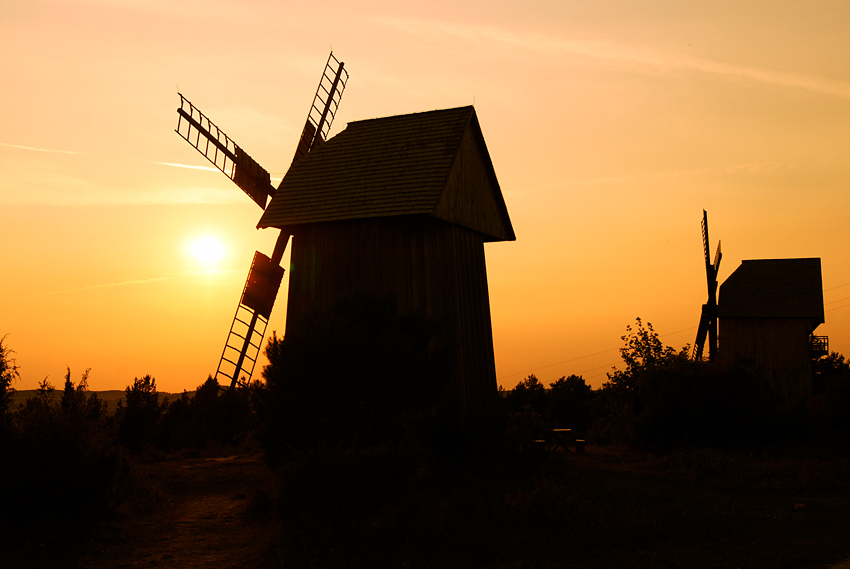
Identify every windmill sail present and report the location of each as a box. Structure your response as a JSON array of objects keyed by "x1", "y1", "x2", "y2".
[
  {"x1": 176, "y1": 94, "x2": 276, "y2": 209},
  {"x1": 214, "y1": 251, "x2": 285, "y2": 388},
  {"x1": 292, "y1": 52, "x2": 348, "y2": 162},
  {"x1": 693, "y1": 210, "x2": 721, "y2": 360},
  {"x1": 694, "y1": 305, "x2": 711, "y2": 360}
]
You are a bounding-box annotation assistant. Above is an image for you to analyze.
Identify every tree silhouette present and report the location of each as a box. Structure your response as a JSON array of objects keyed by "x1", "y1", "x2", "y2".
[
  {"x1": 0, "y1": 337, "x2": 19, "y2": 431},
  {"x1": 605, "y1": 318, "x2": 686, "y2": 392},
  {"x1": 548, "y1": 375, "x2": 593, "y2": 431},
  {"x1": 118, "y1": 374, "x2": 163, "y2": 449}
]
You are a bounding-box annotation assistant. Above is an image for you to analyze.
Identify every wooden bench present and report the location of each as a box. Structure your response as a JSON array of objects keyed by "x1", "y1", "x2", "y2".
[{"x1": 550, "y1": 428, "x2": 572, "y2": 452}]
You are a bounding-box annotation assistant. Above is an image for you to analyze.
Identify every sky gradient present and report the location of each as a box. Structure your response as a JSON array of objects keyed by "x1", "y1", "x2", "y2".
[{"x1": 2, "y1": 0, "x2": 850, "y2": 392}]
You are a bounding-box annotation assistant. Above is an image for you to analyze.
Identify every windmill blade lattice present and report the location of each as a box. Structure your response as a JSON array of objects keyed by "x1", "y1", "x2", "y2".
[
  {"x1": 176, "y1": 94, "x2": 276, "y2": 209},
  {"x1": 293, "y1": 52, "x2": 348, "y2": 161}
]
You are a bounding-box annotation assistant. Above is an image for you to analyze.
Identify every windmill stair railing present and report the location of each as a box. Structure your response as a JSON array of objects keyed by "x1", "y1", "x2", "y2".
[
  {"x1": 215, "y1": 252, "x2": 285, "y2": 388},
  {"x1": 809, "y1": 335, "x2": 829, "y2": 357}
]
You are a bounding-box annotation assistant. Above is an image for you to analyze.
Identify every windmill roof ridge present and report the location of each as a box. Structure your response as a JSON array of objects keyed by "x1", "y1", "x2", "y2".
[
  {"x1": 346, "y1": 105, "x2": 476, "y2": 126},
  {"x1": 258, "y1": 105, "x2": 514, "y2": 242},
  {"x1": 718, "y1": 257, "x2": 824, "y2": 322}
]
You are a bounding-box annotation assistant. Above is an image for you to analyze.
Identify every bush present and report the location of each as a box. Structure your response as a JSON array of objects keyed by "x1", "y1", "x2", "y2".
[
  {"x1": 594, "y1": 318, "x2": 779, "y2": 449},
  {"x1": 1, "y1": 369, "x2": 126, "y2": 545},
  {"x1": 0, "y1": 336, "x2": 18, "y2": 433},
  {"x1": 117, "y1": 374, "x2": 163, "y2": 449},
  {"x1": 127, "y1": 374, "x2": 257, "y2": 454},
  {"x1": 547, "y1": 374, "x2": 594, "y2": 431},
  {"x1": 256, "y1": 293, "x2": 453, "y2": 463},
  {"x1": 811, "y1": 352, "x2": 850, "y2": 434}
]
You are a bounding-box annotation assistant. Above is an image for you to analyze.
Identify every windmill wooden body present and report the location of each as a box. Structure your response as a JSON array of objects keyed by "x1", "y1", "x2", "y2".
[
  {"x1": 718, "y1": 258, "x2": 826, "y2": 405},
  {"x1": 175, "y1": 53, "x2": 348, "y2": 388},
  {"x1": 174, "y1": 55, "x2": 514, "y2": 418},
  {"x1": 258, "y1": 106, "x2": 515, "y2": 417}
]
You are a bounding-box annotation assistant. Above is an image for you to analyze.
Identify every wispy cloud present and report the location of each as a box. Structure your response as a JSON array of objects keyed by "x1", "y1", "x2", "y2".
[
  {"x1": 650, "y1": 162, "x2": 783, "y2": 179},
  {"x1": 22, "y1": 276, "x2": 178, "y2": 299},
  {"x1": 0, "y1": 142, "x2": 85, "y2": 155},
  {"x1": 372, "y1": 17, "x2": 850, "y2": 100},
  {"x1": 150, "y1": 161, "x2": 220, "y2": 173},
  {"x1": 21, "y1": 270, "x2": 240, "y2": 300},
  {"x1": 151, "y1": 161, "x2": 283, "y2": 194},
  {"x1": 538, "y1": 162, "x2": 782, "y2": 192}
]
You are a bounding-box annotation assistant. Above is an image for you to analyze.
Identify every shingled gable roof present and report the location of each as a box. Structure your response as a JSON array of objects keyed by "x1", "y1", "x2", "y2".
[
  {"x1": 718, "y1": 258, "x2": 824, "y2": 323},
  {"x1": 257, "y1": 106, "x2": 515, "y2": 242}
]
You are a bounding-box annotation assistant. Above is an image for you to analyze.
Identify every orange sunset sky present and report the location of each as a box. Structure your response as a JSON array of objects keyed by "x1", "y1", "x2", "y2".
[{"x1": 2, "y1": 0, "x2": 849, "y2": 393}]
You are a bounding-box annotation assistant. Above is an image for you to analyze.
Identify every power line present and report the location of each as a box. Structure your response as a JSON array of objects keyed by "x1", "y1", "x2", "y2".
[
  {"x1": 825, "y1": 282, "x2": 850, "y2": 292},
  {"x1": 497, "y1": 347, "x2": 619, "y2": 380},
  {"x1": 497, "y1": 325, "x2": 698, "y2": 381},
  {"x1": 500, "y1": 285, "x2": 849, "y2": 385}
]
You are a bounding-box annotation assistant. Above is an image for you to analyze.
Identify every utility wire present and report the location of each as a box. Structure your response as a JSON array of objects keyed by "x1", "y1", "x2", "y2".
[
  {"x1": 499, "y1": 282, "x2": 850, "y2": 384},
  {"x1": 498, "y1": 325, "x2": 697, "y2": 382}
]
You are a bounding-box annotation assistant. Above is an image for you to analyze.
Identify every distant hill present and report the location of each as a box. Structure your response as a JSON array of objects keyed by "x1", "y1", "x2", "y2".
[{"x1": 10, "y1": 389, "x2": 188, "y2": 414}]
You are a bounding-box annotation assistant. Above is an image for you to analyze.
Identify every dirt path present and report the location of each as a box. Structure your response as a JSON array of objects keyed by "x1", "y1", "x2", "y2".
[{"x1": 82, "y1": 454, "x2": 279, "y2": 569}]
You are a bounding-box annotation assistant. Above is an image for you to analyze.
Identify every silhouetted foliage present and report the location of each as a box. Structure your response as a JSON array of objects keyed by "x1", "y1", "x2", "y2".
[
  {"x1": 0, "y1": 336, "x2": 18, "y2": 433},
  {"x1": 504, "y1": 373, "x2": 547, "y2": 414},
  {"x1": 811, "y1": 351, "x2": 850, "y2": 434},
  {"x1": 117, "y1": 374, "x2": 163, "y2": 449},
  {"x1": 604, "y1": 318, "x2": 686, "y2": 393},
  {"x1": 547, "y1": 374, "x2": 594, "y2": 431},
  {"x1": 186, "y1": 376, "x2": 255, "y2": 447},
  {"x1": 0, "y1": 368, "x2": 126, "y2": 562},
  {"x1": 0, "y1": 338, "x2": 263, "y2": 564},
  {"x1": 116, "y1": 374, "x2": 258, "y2": 453},
  {"x1": 593, "y1": 318, "x2": 777, "y2": 449},
  {"x1": 256, "y1": 293, "x2": 453, "y2": 463}
]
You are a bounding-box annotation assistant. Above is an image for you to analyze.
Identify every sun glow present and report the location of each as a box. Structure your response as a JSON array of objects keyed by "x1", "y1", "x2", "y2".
[{"x1": 186, "y1": 236, "x2": 226, "y2": 265}]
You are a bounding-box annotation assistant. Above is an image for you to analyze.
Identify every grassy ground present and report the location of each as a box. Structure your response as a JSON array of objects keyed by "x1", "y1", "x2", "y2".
[
  {"x1": 15, "y1": 444, "x2": 850, "y2": 569},
  {"x1": 542, "y1": 446, "x2": 850, "y2": 568}
]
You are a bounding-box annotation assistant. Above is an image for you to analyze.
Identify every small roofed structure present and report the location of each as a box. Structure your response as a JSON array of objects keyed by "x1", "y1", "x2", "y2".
[
  {"x1": 258, "y1": 106, "x2": 515, "y2": 419},
  {"x1": 717, "y1": 258, "x2": 825, "y2": 405}
]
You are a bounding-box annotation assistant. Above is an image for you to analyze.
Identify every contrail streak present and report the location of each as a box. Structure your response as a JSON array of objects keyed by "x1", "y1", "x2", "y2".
[
  {"x1": 150, "y1": 161, "x2": 220, "y2": 173},
  {"x1": 22, "y1": 276, "x2": 178, "y2": 299},
  {"x1": 21, "y1": 270, "x2": 240, "y2": 300},
  {"x1": 0, "y1": 142, "x2": 85, "y2": 155},
  {"x1": 374, "y1": 17, "x2": 850, "y2": 100}
]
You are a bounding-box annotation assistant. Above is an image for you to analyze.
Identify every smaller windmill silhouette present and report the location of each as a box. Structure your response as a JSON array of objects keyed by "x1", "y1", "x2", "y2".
[
  {"x1": 693, "y1": 210, "x2": 721, "y2": 361},
  {"x1": 174, "y1": 53, "x2": 348, "y2": 388}
]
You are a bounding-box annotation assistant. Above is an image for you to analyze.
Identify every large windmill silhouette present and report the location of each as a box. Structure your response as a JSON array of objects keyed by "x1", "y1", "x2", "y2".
[
  {"x1": 175, "y1": 53, "x2": 348, "y2": 388},
  {"x1": 693, "y1": 210, "x2": 721, "y2": 361}
]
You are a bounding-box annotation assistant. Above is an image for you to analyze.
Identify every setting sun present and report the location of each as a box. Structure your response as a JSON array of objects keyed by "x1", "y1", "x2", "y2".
[{"x1": 187, "y1": 236, "x2": 226, "y2": 265}]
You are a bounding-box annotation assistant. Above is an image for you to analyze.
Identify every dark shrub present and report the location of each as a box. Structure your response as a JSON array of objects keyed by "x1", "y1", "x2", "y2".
[
  {"x1": 547, "y1": 374, "x2": 594, "y2": 431},
  {"x1": 1, "y1": 370, "x2": 125, "y2": 541},
  {"x1": 117, "y1": 374, "x2": 163, "y2": 449},
  {"x1": 256, "y1": 293, "x2": 452, "y2": 463}
]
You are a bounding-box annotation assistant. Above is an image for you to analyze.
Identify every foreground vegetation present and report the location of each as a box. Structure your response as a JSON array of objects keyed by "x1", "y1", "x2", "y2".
[{"x1": 2, "y1": 310, "x2": 850, "y2": 567}]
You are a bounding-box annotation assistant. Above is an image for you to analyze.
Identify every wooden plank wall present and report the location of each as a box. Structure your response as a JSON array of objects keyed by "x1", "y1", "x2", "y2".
[
  {"x1": 435, "y1": 126, "x2": 513, "y2": 242},
  {"x1": 284, "y1": 216, "x2": 498, "y2": 419},
  {"x1": 719, "y1": 318, "x2": 815, "y2": 405}
]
